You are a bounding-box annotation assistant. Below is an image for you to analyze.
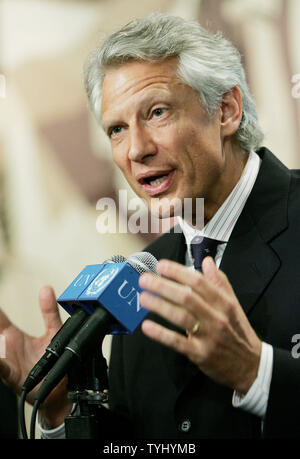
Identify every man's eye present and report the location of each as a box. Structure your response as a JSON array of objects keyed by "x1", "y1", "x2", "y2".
[
  {"x1": 152, "y1": 108, "x2": 167, "y2": 118},
  {"x1": 109, "y1": 126, "x2": 123, "y2": 137}
]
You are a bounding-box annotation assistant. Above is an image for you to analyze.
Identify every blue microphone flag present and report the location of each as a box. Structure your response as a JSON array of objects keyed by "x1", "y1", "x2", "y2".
[
  {"x1": 57, "y1": 264, "x2": 107, "y2": 316},
  {"x1": 57, "y1": 262, "x2": 148, "y2": 334}
]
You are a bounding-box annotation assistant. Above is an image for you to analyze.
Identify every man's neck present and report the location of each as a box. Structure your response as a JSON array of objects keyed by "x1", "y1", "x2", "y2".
[
  {"x1": 178, "y1": 150, "x2": 261, "y2": 246},
  {"x1": 188, "y1": 147, "x2": 248, "y2": 228}
]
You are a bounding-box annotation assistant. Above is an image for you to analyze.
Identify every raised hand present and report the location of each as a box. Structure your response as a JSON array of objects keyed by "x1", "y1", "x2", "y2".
[
  {"x1": 139, "y1": 257, "x2": 262, "y2": 395},
  {"x1": 0, "y1": 286, "x2": 71, "y2": 427}
]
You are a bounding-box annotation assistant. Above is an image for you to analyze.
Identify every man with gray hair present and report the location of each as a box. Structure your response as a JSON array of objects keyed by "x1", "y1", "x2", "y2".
[{"x1": 0, "y1": 12, "x2": 299, "y2": 439}]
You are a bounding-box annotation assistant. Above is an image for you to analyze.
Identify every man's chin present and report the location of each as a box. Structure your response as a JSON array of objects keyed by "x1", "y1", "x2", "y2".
[
  {"x1": 148, "y1": 195, "x2": 183, "y2": 219},
  {"x1": 148, "y1": 211, "x2": 177, "y2": 234}
]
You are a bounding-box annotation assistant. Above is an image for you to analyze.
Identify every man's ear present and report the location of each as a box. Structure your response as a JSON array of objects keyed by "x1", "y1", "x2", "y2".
[{"x1": 220, "y1": 86, "x2": 243, "y2": 138}]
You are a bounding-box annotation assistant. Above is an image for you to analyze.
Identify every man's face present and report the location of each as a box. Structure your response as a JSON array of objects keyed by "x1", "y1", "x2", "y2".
[{"x1": 101, "y1": 58, "x2": 239, "y2": 221}]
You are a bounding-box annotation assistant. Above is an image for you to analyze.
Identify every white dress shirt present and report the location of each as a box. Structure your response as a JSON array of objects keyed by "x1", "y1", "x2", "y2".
[{"x1": 177, "y1": 150, "x2": 273, "y2": 419}]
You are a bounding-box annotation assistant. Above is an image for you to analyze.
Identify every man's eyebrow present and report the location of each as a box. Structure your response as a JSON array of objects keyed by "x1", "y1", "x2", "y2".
[
  {"x1": 102, "y1": 91, "x2": 172, "y2": 133},
  {"x1": 139, "y1": 90, "x2": 172, "y2": 107},
  {"x1": 101, "y1": 118, "x2": 116, "y2": 134},
  {"x1": 101, "y1": 112, "x2": 120, "y2": 133}
]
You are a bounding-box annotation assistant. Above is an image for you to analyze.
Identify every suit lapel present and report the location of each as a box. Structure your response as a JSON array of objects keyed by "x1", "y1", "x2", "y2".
[
  {"x1": 220, "y1": 209, "x2": 280, "y2": 316},
  {"x1": 220, "y1": 148, "x2": 290, "y2": 315}
]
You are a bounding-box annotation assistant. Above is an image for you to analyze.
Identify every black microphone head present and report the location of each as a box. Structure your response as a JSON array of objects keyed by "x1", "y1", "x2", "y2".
[{"x1": 127, "y1": 251, "x2": 158, "y2": 274}]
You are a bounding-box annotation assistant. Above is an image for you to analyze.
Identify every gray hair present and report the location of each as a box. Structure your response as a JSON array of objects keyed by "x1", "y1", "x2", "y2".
[{"x1": 83, "y1": 12, "x2": 263, "y2": 153}]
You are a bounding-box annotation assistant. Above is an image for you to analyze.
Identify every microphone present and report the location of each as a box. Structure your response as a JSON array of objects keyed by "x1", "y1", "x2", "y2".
[
  {"x1": 34, "y1": 251, "x2": 158, "y2": 405},
  {"x1": 22, "y1": 308, "x2": 88, "y2": 394},
  {"x1": 22, "y1": 255, "x2": 127, "y2": 394},
  {"x1": 57, "y1": 251, "x2": 157, "y2": 333},
  {"x1": 56, "y1": 254, "x2": 127, "y2": 316}
]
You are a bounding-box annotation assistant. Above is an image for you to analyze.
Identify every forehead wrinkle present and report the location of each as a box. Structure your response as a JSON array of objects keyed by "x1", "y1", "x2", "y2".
[
  {"x1": 101, "y1": 75, "x2": 180, "y2": 130},
  {"x1": 115, "y1": 71, "x2": 173, "y2": 95}
]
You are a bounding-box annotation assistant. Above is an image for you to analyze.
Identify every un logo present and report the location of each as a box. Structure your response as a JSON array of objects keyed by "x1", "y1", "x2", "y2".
[{"x1": 85, "y1": 266, "x2": 120, "y2": 296}]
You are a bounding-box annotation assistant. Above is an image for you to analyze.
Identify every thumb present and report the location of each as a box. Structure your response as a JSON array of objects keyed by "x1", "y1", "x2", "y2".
[
  {"x1": 38, "y1": 285, "x2": 62, "y2": 335},
  {"x1": 202, "y1": 257, "x2": 234, "y2": 295}
]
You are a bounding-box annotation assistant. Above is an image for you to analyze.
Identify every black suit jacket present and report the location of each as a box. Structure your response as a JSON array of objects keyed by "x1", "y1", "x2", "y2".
[{"x1": 108, "y1": 147, "x2": 300, "y2": 438}]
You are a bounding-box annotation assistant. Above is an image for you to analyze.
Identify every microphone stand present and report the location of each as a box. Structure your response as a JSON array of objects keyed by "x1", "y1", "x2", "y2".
[{"x1": 64, "y1": 345, "x2": 109, "y2": 439}]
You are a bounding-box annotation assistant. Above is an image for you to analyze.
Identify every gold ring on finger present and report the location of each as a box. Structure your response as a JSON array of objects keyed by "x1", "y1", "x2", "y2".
[{"x1": 187, "y1": 320, "x2": 200, "y2": 337}]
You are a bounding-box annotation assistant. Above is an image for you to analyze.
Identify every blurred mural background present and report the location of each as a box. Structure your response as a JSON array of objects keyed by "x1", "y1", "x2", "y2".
[{"x1": 0, "y1": 0, "x2": 299, "y2": 436}]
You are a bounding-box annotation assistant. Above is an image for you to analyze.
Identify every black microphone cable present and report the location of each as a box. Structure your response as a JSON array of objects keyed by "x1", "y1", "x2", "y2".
[
  {"x1": 30, "y1": 399, "x2": 39, "y2": 440},
  {"x1": 29, "y1": 307, "x2": 112, "y2": 438},
  {"x1": 20, "y1": 389, "x2": 29, "y2": 439}
]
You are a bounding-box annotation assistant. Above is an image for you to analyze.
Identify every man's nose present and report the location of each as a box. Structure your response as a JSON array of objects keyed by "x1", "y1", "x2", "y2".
[{"x1": 128, "y1": 124, "x2": 157, "y2": 162}]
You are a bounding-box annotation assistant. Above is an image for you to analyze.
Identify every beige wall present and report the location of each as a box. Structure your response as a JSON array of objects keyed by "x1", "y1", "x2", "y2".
[{"x1": 0, "y1": 0, "x2": 299, "y2": 436}]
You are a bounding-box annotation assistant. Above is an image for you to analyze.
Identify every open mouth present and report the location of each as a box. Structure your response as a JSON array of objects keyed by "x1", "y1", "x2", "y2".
[{"x1": 138, "y1": 170, "x2": 175, "y2": 196}]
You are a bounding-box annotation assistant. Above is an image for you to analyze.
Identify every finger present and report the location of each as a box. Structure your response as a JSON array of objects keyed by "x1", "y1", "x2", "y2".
[
  {"x1": 202, "y1": 257, "x2": 248, "y2": 326},
  {"x1": 201, "y1": 257, "x2": 219, "y2": 283},
  {"x1": 139, "y1": 271, "x2": 207, "y2": 318},
  {"x1": 140, "y1": 291, "x2": 197, "y2": 333},
  {"x1": 156, "y1": 259, "x2": 242, "y2": 321},
  {"x1": 156, "y1": 259, "x2": 223, "y2": 305},
  {"x1": 39, "y1": 286, "x2": 62, "y2": 334},
  {"x1": 202, "y1": 257, "x2": 236, "y2": 296},
  {"x1": 141, "y1": 319, "x2": 202, "y2": 360}
]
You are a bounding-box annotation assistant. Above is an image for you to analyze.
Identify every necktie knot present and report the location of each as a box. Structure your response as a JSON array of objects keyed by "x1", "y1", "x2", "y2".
[{"x1": 190, "y1": 236, "x2": 222, "y2": 272}]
